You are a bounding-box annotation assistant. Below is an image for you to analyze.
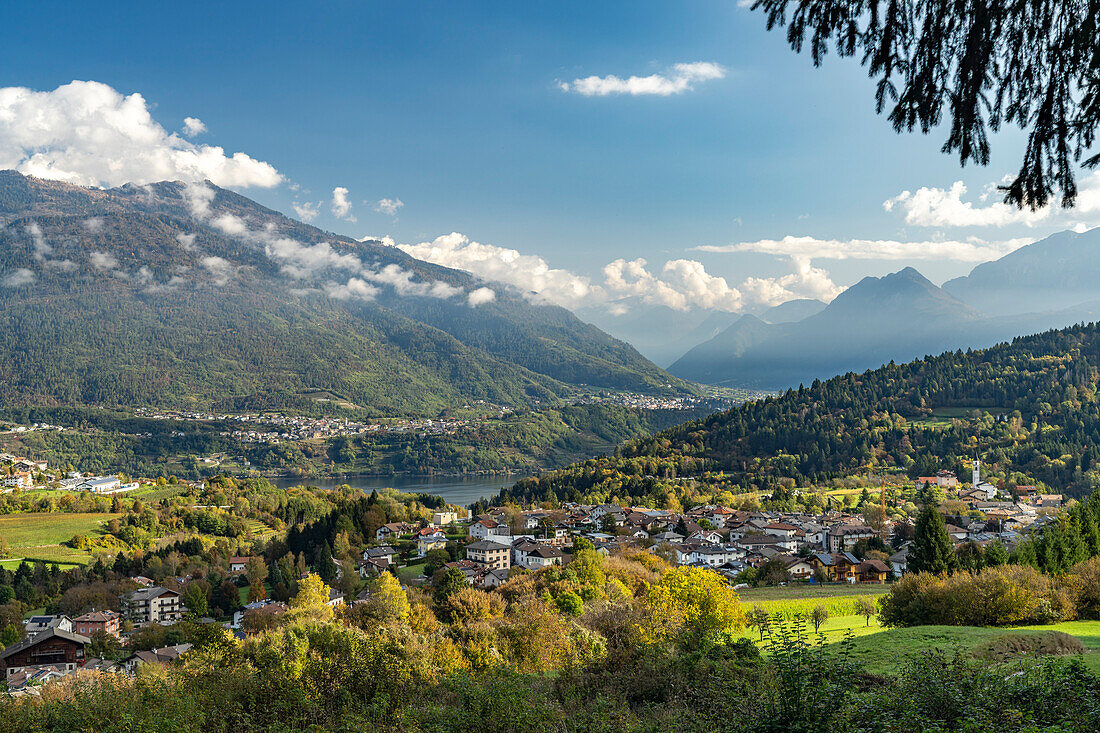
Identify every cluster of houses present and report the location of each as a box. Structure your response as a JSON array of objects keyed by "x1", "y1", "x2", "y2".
[
  {"x1": 359, "y1": 464, "x2": 1065, "y2": 589},
  {"x1": 0, "y1": 454, "x2": 47, "y2": 490},
  {"x1": 0, "y1": 452, "x2": 141, "y2": 494},
  {"x1": 0, "y1": 609, "x2": 164, "y2": 692}
]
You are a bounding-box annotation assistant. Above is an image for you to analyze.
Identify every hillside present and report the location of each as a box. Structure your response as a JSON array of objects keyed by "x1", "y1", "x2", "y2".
[
  {"x1": 499, "y1": 322, "x2": 1100, "y2": 504},
  {"x1": 0, "y1": 172, "x2": 691, "y2": 415}
]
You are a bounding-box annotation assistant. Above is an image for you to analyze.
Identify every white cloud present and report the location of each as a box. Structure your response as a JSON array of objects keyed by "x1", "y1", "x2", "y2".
[
  {"x1": 210, "y1": 213, "x2": 248, "y2": 236},
  {"x1": 883, "y1": 172, "x2": 1100, "y2": 228},
  {"x1": 201, "y1": 256, "x2": 236, "y2": 286},
  {"x1": 324, "y1": 277, "x2": 378, "y2": 301},
  {"x1": 697, "y1": 235, "x2": 1031, "y2": 262},
  {"x1": 739, "y1": 256, "x2": 842, "y2": 306},
  {"x1": 559, "y1": 62, "x2": 726, "y2": 97},
  {"x1": 25, "y1": 222, "x2": 50, "y2": 261},
  {"x1": 142, "y1": 275, "x2": 188, "y2": 295},
  {"x1": 467, "y1": 287, "x2": 496, "y2": 307},
  {"x1": 175, "y1": 232, "x2": 198, "y2": 252},
  {"x1": 44, "y1": 259, "x2": 77, "y2": 272},
  {"x1": 183, "y1": 182, "x2": 215, "y2": 218},
  {"x1": 374, "y1": 197, "x2": 404, "y2": 217},
  {"x1": 1, "y1": 268, "x2": 34, "y2": 287},
  {"x1": 396, "y1": 231, "x2": 823, "y2": 312},
  {"x1": 397, "y1": 232, "x2": 599, "y2": 310},
  {"x1": 82, "y1": 217, "x2": 103, "y2": 232},
  {"x1": 0, "y1": 81, "x2": 282, "y2": 188},
  {"x1": 89, "y1": 251, "x2": 119, "y2": 270},
  {"x1": 292, "y1": 201, "x2": 320, "y2": 222},
  {"x1": 331, "y1": 187, "x2": 355, "y2": 221},
  {"x1": 182, "y1": 117, "x2": 207, "y2": 137}
]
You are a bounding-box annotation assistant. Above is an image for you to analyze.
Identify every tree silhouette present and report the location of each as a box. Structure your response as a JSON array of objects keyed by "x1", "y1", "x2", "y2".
[{"x1": 750, "y1": 1, "x2": 1100, "y2": 210}]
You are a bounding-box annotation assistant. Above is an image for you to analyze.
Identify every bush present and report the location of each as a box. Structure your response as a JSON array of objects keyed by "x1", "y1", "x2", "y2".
[{"x1": 880, "y1": 565, "x2": 1077, "y2": 627}]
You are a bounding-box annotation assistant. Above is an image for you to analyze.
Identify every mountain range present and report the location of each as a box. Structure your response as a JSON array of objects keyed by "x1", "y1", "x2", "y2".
[
  {"x1": 667, "y1": 229, "x2": 1100, "y2": 390},
  {"x1": 0, "y1": 171, "x2": 691, "y2": 415}
]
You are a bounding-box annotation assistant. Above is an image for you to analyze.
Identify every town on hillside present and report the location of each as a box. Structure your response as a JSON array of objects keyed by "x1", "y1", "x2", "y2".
[{"x1": 0, "y1": 454, "x2": 1065, "y2": 694}]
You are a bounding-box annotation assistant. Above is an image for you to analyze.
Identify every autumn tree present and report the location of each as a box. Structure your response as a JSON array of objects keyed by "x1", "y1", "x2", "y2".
[
  {"x1": 643, "y1": 567, "x2": 747, "y2": 649},
  {"x1": 857, "y1": 596, "x2": 878, "y2": 627},
  {"x1": 289, "y1": 572, "x2": 334, "y2": 622},
  {"x1": 372, "y1": 573, "x2": 410, "y2": 624}
]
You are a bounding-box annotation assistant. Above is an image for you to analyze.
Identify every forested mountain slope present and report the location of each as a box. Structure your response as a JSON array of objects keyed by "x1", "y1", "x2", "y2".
[
  {"x1": 0, "y1": 171, "x2": 690, "y2": 414},
  {"x1": 500, "y1": 323, "x2": 1100, "y2": 504}
]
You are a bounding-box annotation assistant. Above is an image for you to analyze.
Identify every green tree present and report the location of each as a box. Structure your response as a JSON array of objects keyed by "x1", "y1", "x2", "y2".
[
  {"x1": 181, "y1": 580, "x2": 210, "y2": 617},
  {"x1": 433, "y1": 567, "x2": 467, "y2": 607},
  {"x1": 908, "y1": 504, "x2": 957, "y2": 575}
]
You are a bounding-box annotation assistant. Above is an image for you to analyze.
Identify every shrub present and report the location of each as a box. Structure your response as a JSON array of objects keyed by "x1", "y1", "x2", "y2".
[{"x1": 880, "y1": 565, "x2": 1077, "y2": 627}]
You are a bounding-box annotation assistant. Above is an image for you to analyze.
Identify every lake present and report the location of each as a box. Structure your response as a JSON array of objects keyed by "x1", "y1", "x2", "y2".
[{"x1": 270, "y1": 474, "x2": 525, "y2": 506}]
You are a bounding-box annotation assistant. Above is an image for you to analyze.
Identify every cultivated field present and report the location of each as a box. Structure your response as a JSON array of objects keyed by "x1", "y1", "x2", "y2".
[{"x1": 0, "y1": 512, "x2": 121, "y2": 564}]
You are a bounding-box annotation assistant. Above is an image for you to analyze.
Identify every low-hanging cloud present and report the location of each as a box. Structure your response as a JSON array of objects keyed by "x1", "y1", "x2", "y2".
[
  {"x1": 697, "y1": 235, "x2": 1032, "y2": 262},
  {"x1": 396, "y1": 232, "x2": 832, "y2": 312},
  {"x1": 559, "y1": 62, "x2": 726, "y2": 97},
  {"x1": 1, "y1": 268, "x2": 35, "y2": 287},
  {"x1": 0, "y1": 81, "x2": 282, "y2": 188}
]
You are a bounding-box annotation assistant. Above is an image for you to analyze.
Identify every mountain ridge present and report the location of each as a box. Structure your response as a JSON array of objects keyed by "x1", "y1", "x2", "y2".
[{"x1": 0, "y1": 171, "x2": 693, "y2": 414}]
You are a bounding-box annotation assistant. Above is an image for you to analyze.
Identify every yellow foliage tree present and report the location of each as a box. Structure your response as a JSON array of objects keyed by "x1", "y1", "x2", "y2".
[
  {"x1": 641, "y1": 567, "x2": 746, "y2": 649},
  {"x1": 373, "y1": 572, "x2": 410, "y2": 624},
  {"x1": 289, "y1": 572, "x2": 334, "y2": 622}
]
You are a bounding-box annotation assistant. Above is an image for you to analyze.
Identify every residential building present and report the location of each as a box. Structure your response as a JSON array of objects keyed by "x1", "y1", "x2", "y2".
[
  {"x1": 24, "y1": 615, "x2": 72, "y2": 637},
  {"x1": 73, "y1": 610, "x2": 121, "y2": 639},
  {"x1": 432, "y1": 510, "x2": 459, "y2": 527},
  {"x1": 375, "y1": 522, "x2": 414, "y2": 543},
  {"x1": 0, "y1": 627, "x2": 89, "y2": 680},
  {"x1": 416, "y1": 532, "x2": 448, "y2": 558},
  {"x1": 228, "y1": 556, "x2": 250, "y2": 574},
  {"x1": 466, "y1": 540, "x2": 512, "y2": 570},
  {"x1": 121, "y1": 586, "x2": 182, "y2": 625},
  {"x1": 121, "y1": 643, "x2": 192, "y2": 674}
]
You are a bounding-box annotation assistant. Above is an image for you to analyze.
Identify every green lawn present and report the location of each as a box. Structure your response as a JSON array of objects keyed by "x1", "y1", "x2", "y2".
[
  {"x1": 0, "y1": 512, "x2": 121, "y2": 564},
  {"x1": 738, "y1": 584, "x2": 891, "y2": 602},
  {"x1": 398, "y1": 562, "x2": 426, "y2": 584},
  {"x1": 832, "y1": 620, "x2": 1100, "y2": 676}
]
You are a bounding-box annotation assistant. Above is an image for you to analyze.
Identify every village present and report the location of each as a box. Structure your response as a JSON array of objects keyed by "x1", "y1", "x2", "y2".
[{"x1": 0, "y1": 451, "x2": 1066, "y2": 694}]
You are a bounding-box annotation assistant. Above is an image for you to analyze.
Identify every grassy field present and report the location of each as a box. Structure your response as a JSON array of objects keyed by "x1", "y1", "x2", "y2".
[
  {"x1": 398, "y1": 562, "x2": 426, "y2": 584},
  {"x1": 737, "y1": 585, "x2": 1100, "y2": 675},
  {"x1": 0, "y1": 512, "x2": 121, "y2": 564},
  {"x1": 839, "y1": 620, "x2": 1100, "y2": 675},
  {"x1": 737, "y1": 584, "x2": 892, "y2": 618}
]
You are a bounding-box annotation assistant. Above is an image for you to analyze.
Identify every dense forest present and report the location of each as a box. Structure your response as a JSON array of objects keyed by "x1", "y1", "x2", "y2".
[{"x1": 497, "y1": 324, "x2": 1100, "y2": 506}]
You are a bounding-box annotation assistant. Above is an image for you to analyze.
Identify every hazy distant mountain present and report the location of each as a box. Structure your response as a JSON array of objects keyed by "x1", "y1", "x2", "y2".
[
  {"x1": 576, "y1": 303, "x2": 738, "y2": 367},
  {"x1": 670, "y1": 268, "x2": 987, "y2": 389},
  {"x1": 670, "y1": 235, "x2": 1100, "y2": 390},
  {"x1": 943, "y1": 228, "x2": 1100, "y2": 316},
  {"x1": 0, "y1": 171, "x2": 691, "y2": 414},
  {"x1": 760, "y1": 298, "x2": 825, "y2": 324}
]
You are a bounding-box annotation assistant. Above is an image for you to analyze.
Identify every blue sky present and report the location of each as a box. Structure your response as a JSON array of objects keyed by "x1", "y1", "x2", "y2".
[{"x1": 1, "y1": 0, "x2": 1095, "y2": 313}]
